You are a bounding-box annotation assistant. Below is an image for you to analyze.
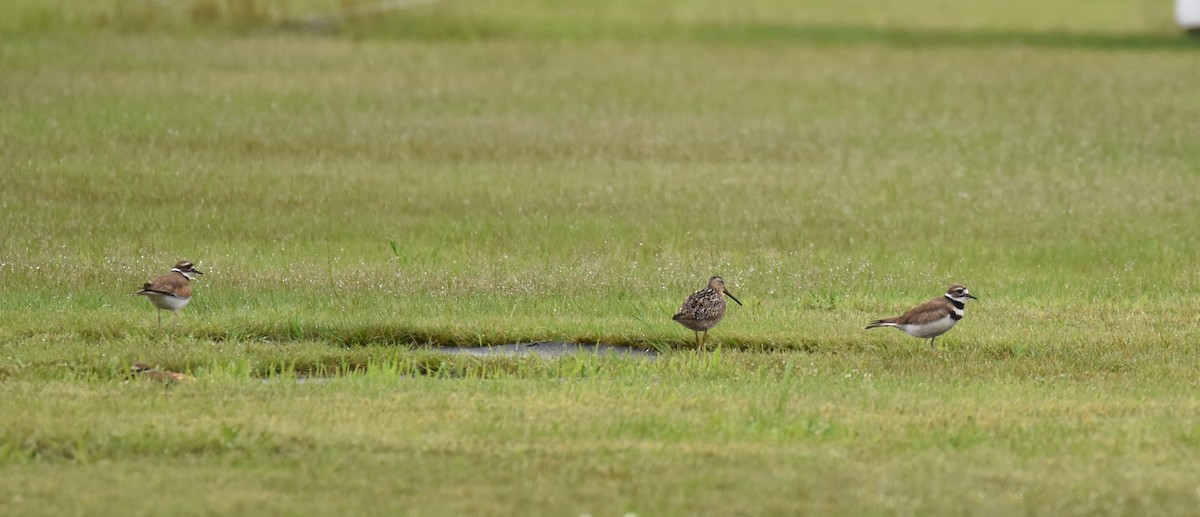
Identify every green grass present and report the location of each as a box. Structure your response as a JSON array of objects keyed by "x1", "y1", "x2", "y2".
[
  {"x1": 3, "y1": 0, "x2": 1200, "y2": 514},
  {"x1": 4, "y1": 350, "x2": 1200, "y2": 515}
]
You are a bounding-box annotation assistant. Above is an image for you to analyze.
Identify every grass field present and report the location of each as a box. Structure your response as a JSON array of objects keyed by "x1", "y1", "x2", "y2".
[{"x1": 3, "y1": 0, "x2": 1200, "y2": 514}]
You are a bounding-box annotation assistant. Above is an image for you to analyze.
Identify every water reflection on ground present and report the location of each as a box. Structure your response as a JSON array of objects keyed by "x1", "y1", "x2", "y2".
[{"x1": 441, "y1": 341, "x2": 658, "y2": 359}]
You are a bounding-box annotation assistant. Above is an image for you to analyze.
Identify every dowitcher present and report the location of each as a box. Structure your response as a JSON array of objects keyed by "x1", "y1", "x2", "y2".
[
  {"x1": 672, "y1": 276, "x2": 742, "y2": 346},
  {"x1": 865, "y1": 284, "x2": 977, "y2": 350}
]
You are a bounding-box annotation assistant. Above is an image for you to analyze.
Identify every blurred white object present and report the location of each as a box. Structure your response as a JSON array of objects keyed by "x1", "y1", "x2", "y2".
[{"x1": 1178, "y1": 0, "x2": 1200, "y2": 30}]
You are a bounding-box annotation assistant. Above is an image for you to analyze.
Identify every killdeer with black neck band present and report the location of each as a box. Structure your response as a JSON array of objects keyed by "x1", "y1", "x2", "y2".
[
  {"x1": 134, "y1": 260, "x2": 202, "y2": 327},
  {"x1": 865, "y1": 284, "x2": 977, "y2": 350}
]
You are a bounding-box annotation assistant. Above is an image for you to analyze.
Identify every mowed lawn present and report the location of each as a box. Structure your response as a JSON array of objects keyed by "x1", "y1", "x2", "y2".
[{"x1": 2, "y1": 0, "x2": 1200, "y2": 514}]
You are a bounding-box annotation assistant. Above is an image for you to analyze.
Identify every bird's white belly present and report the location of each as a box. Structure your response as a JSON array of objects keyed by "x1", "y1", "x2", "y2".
[
  {"x1": 143, "y1": 292, "x2": 190, "y2": 311},
  {"x1": 901, "y1": 316, "x2": 956, "y2": 338}
]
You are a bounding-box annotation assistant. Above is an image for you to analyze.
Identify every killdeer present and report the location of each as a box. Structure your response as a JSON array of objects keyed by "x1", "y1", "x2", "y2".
[
  {"x1": 865, "y1": 284, "x2": 977, "y2": 350},
  {"x1": 134, "y1": 260, "x2": 202, "y2": 327},
  {"x1": 130, "y1": 362, "x2": 194, "y2": 383},
  {"x1": 673, "y1": 276, "x2": 742, "y2": 346}
]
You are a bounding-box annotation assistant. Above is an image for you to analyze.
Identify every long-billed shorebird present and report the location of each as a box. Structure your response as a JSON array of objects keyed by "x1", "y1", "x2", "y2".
[
  {"x1": 673, "y1": 276, "x2": 742, "y2": 346},
  {"x1": 865, "y1": 284, "x2": 977, "y2": 350},
  {"x1": 134, "y1": 260, "x2": 202, "y2": 327}
]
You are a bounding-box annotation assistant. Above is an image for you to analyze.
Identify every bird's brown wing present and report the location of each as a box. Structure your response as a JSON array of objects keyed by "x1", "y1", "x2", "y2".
[
  {"x1": 138, "y1": 272, "x2": 192, "y2": 297},
  {"x1": 674, "y1": 288, "x2": 720, "y2": 321},
  {"x1": 891, "y1": 297, "x2": 952, "y2": 326}
]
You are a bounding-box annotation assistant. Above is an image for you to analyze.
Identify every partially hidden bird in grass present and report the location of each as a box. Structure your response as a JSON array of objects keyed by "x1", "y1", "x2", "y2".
[
  {"x1": 130, "y1": 362, "x2": 195, "y2": 383},
  {"x1": 865, "y1": 284, "x2": 977, "y2": 351},
  {"x1": 673, "y1": 276, "x2": 742, "y2": 347},
  {"x1": 134, "y1": 260, "x2": 202, "y2": 328}
]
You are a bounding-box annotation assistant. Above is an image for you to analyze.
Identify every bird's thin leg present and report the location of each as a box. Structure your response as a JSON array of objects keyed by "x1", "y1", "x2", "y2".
[
  {"x1": 702, "y1": 330, "x2": 709, "y2": 348},
  {"x1": 694, "y1": 331, "x2": 700, "y2": 347},
  {"x1": 157, "y1": 309, "x2": 162, "y2": 329},
  {"x1": 929, "y1": 337, "x2": 936, "y2": 351}
]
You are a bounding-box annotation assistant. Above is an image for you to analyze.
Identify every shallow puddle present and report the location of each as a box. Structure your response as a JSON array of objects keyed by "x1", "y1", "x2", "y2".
[{"x1": 440, "y1": 341, "x2": 658, "y2": 359}]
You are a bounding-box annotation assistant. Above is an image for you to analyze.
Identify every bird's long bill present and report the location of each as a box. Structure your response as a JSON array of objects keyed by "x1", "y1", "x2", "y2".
[
  {"x1": 966, "y1": 293, "x2": 977, "y2": 300},
  {"x1": 194, "y1": 270, "x2": 204, "y2": 275},
  {"x1": 725, "y1": 291, "x2": 743, "y2": 306}
]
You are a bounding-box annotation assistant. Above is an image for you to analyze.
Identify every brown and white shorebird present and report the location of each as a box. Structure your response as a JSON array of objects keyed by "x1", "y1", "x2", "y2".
[
  {"x1": 130, "y1": 362, "x2": 194, "y2": 383},
  {"x1": 865, "y1": 284, "x2": 977, "y2": 350},
  {"x1": 134, "y1": 260, "x2": 202, "y2": 327},
  {"x1": 673, "y1": 276, "x2": 742, "y2": 346}
]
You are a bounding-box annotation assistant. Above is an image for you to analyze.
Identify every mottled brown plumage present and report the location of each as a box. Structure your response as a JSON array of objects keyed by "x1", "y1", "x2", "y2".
[
  {"x1": 130, "y1": 362, "x2": 194, "y2": 383},
  {"x1": 135, "y1": 260, "x2": 202, "y2": 327},
  {"x1": 673, "y1": 276, "x2": 742, "y2": 346}
]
